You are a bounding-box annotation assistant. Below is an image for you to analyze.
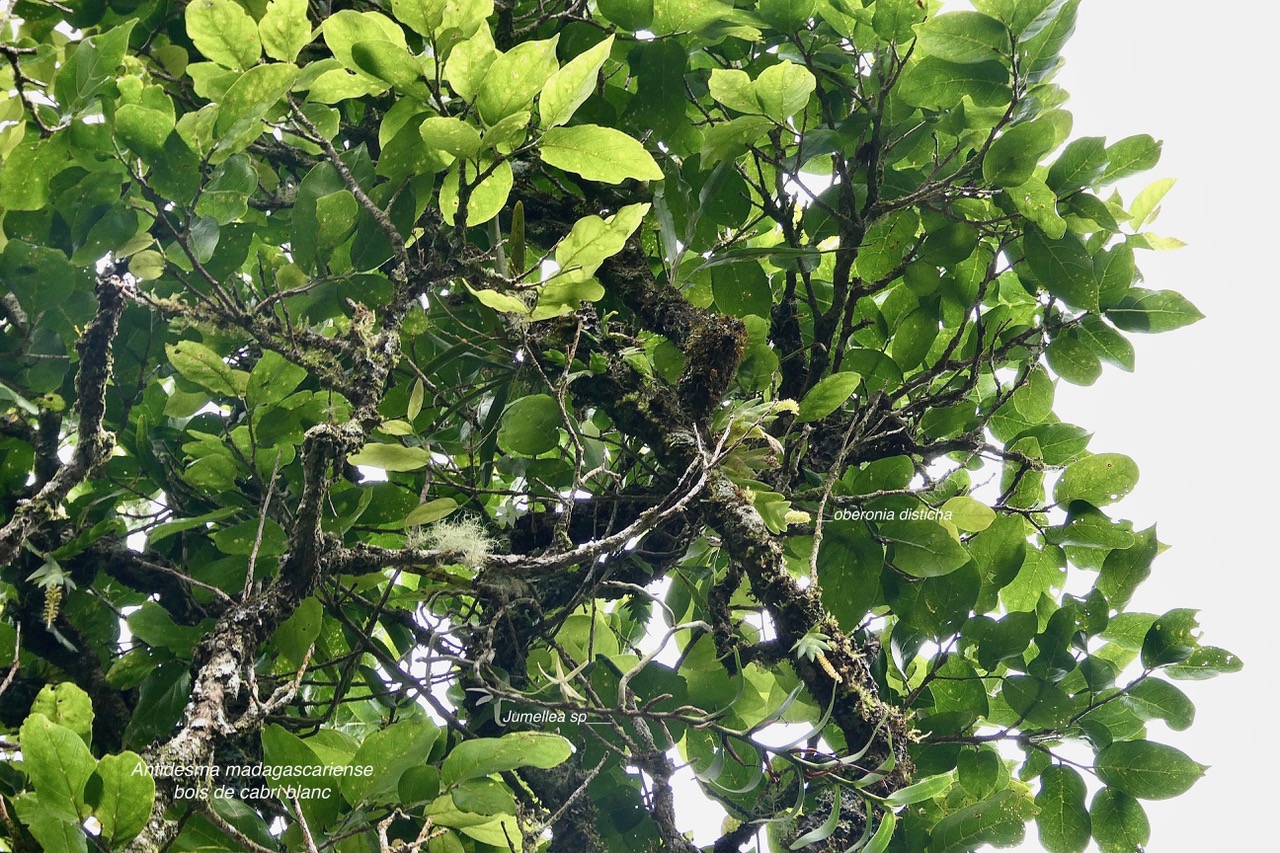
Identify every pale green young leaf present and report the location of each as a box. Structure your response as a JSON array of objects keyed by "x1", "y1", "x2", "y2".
[
  {"x1": 540, "y1": 125, "x2": 663, "y2": 184},
  {"x1": 185, "y1": 0, "x2": 261, "y2": 70},
  {"x1": 554, "y1": 203, "x2": 650, "y2": 284},
  {"x1": 916, "y1": 11, "x2": 1010, "y2": 63},
  {"x1": 1128, "y1": 177, "x2": 1175, "y2": 231},
  {"x1": 752, "y1": 61, "x2": 816, "y2": 122},
  {"x1": 260, "y1": 0, "x2": 313, "y2": 62},
  {"x1": 420, "y1": 116, "x2": 483, "y2": 159},
  {"x1": 439, "y1": 159, "x2": 513, "y2": 225},
  {"x1": 444, "y1": 22, "x2": 498, "y2": 102},
  {"x1": 440, "y1": 732, "x2": 573, "y2": 785},
  {"x1": 391, "y1": 0, "x2": 446, "y2": 36},
  {"x1": 165, "y1": 341, "x2": 245, "y2": 397},
  {"x1": 214, "y1": 64, "x2": 299, "y2": 137},
  {"x1": 349, "y1": 443, "x2": 433, "y2": 471},
  {"x1": 541, "y1": 35, "x2": 614, "y2": 128},
  {"x1": 475, "y1": 37, "x2": 560, "y2": 126}
]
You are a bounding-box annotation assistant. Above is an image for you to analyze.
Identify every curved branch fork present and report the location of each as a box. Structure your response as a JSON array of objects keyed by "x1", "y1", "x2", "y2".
[{"x1": 123, "y1": 421, "x2": 364, "y2": 851}]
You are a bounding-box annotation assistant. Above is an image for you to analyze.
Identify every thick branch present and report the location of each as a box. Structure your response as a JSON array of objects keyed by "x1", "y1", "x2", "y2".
[{"x1": 0, "y1": 275, "x2": 128, "y2": 567}]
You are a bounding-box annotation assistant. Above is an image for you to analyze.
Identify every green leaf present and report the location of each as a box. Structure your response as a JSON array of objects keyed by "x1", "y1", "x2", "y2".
[
  {"x1": 441, "y1": 732, "x2": 574, "y2": 786},
  {"x1": 273, "y1": 597, "x2": 323, "y2": 667},
  {"x1": 1106, "y1": 288, "x2": 1203, "y2": 333},
  {"x1": 1128, "y1": 177, "x2": 1176, "y2": 231},
  {"x1": 114, "y1": 105, "x2": 175, "y2": 161},
  {"x1": 1008, "y1": 178, "x2": 1067, "y2": 239},
  {"x1": 260, "y1": 0, "x2": 313, "y2": 62},
  {"x1": 147, "y1": 508, "x2": 238, "y2": 548},
  {"x1": 403, "y1": 497, "x2": 460, "y2": 526},
  {"x1": 186, "y1": 0, "x2": 262, "y2": 70},
  {"x1": 700, "y1": 115, "x2": 773, "y2": 164},
  {"x1": 1094, "y1": 741, "x2": 1206, "y2": 800},
  {"x1": 897, "y1": 58, "x2": 1010, "y2": 109},
  {"x1": 350, "y1": 443, "x2": 433, "y2": 472},
  {"x1": 323, "y1": 10, "x2": 408, "y2": 76},
  {"x1": 1035, "y1": 766, "x2": 1090, "y2": 853},
  {"x1": 929, "y1": 790, "x2": 1032, "y2": 853},
  {"x1": 752, "y1": 61, "x2": 817, "y2": 122},
  {"x1": 874, "y1": 0, "x2": 926, "y2": 42},
  {"x1": 1002, "y1": 675, "x2": 1073, "y2": 727},
  {"x1": 20, "y1": 714, "x2": 97, "y2": 820},
  {"x1": 261, "y1": 725, "x2": 340, "y2": 828},
  {"x1": 789, "y1": 787, "x2": 841, "y2": 849},
  {"x1": 343, "y1": 718, "x2": 439, "y2": 804},
  {"x1": 891, "y1": 307, "x2": 939, "y2": 374},
  {"x1": 1090, "y1": 788, "x2": 1150, "y2": 853},
  {"x1": 711, "y1": 261, "x2": 772, "y2": 319},
  {"x1": 855, "y1": 210, "x2": 920, "y2": 281},
  {"x1": 995, "y1": 0, "x2": 1075, "y2": 37},
  {"x1": 797, "y1": 372, "x2": 862, "y2": 423},
  {"x1": 1077, "y1": 316, "x2": 1135, "y2": 371},
  {"x1": 1123, "y1": 678, "x2": 1195, "y2": 731},
  {"x1": 1141, "y1": 608, "x2": 1200, "y2": 669},
  {"x1": 391, "y1": 0, "x2": 446, "y2": 37},
  {"x1": 541, "y1": 35, "x2": 614, "y2": 128},
  {"x1": 1100, "y1": 134, "x2": 1162, "y2": 184},
  {"x1": 90, "y1": 753, "x2": 154, "y2": 845},
  {"x1": 54, "y1": 22, "x2": 136, "y2": 112},
  {"x1": 555, "y1": 203, "x2": 650, "y2": 284},
  {"x1": 166, "y1": 341, "x2": 246, "y2": 397},
  {"x1": 1047, "y1": 135, "x2": 1108, "y2": 192},
  {"x1": 195, "y1": 154, "x2": 258, "y2": 224},
  {"x1": 597, "y1": 0, "x2": 654, "y2": 30},
  {"x1": 864, "y1": 811, "x2": 897, "y2": 853},
  {"x1": 942, "y1": 497, "x2": 995, "y2": 532},
  {"x1": 443, "y1": 21, "x2": 498, "y2": 102},
  {"x1": 1046, "y1": 332, "x2": 1102, "y2": 386},
  {"x1": 471, "y1": 288, "x2": 530, "y2": 315},
  {"x1": 314, "y1": 190, "x2": 358, "y2": 247},
  {"x1": 498, "y1": 395, "x2": 562, "y2": 456},
  {"x1": 420, "y1": 117, "x2": 483, "y2": 159},
  {"x1": 917, "y1": 12, "x2": 1010, "y2": 64},
  {"x1": 540, "y1": 125, "x2": 663, "y2": 184},
  {"x1": 881, "y1": 519, "x2": 970, "y2": 578},
  {"x1": 439, "y1": 159, "x2": 514, "y2": 226},
  {"x1": 476, "y1": 37, "x2": 560, "y2": 126},
  {"x1": 12, "y1": 795, "x2": 86, "y2": 853},
  {"x1": 351, "y1": 40, "x2": 429, "y2": 96},
  {"x1": 30, "y1": 683, "x2": 94, "y2": 746},
  {"x1": 984, "y1": 120, "x2": 1058, "y2": 188},
  {"x1": 1054, "y1": 453, "x2": 1139, "y2": 507},
  {"x1": 882, "y1": 772, "x2": 955, "y2": 806},
  {"x1": 1096, "y1": 525, "x2": 1158, "y2": 609},
  {"x1": 247, "y1": 351, "x2": 308, "y2": 410},
  {"x1": 816, "y1": 521, "x2": 883, "y2": 631},
  {"x1": 1163, "y1": 646, "x2": 1243, "y2": 681},
  {"x1": 708, "y1": 69, "x2": 759, "y2": 115},
  {"x1": 1023, "y1": 229, "x2": 1099, "y2": 311}
]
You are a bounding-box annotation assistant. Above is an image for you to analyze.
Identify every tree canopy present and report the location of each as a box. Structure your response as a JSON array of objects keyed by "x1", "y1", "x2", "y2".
[{"x1": 0, "y1": 0, "x2": 1241, "y2": 851}]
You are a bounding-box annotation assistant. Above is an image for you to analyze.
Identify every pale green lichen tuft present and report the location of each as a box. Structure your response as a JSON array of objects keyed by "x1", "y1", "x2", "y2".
[{"x1": 424, "y1": 515, "x2": 495, "y2": 569}]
